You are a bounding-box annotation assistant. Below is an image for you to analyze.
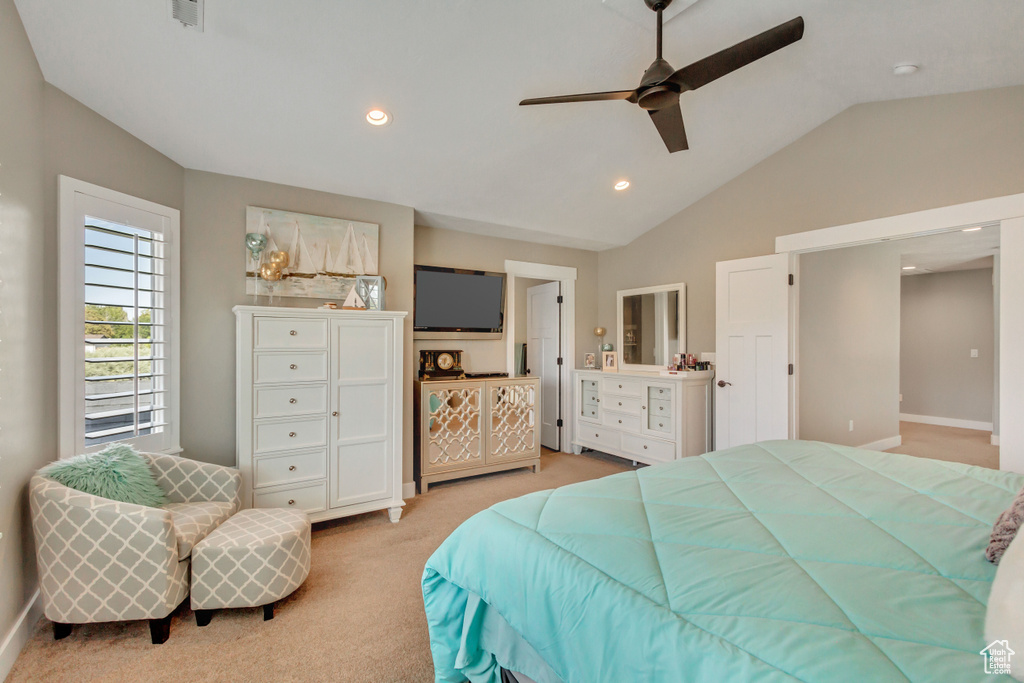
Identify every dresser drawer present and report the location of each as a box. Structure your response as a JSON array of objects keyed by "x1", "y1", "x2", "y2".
[
  {"x1": 603, "y1": 377, "x2": 642, "y2": 397},
  {"x1": 255, "y1": 416, "x2": 327, "y2": 453},
  {"x1": 647, "y1": 385, "x2": 672, "y2": 401},
  {"x1": 255, "y1": 384, "x2": 328, "y2": 418},
  {"x1": 582, "y1": 390, "x2": 600, "y2": 407},
  {"x1": 581, "y1": 379, "x2": 599, "y2": 391},
  {"x1": 253, "y1": 481, "x2": 327, "y2": 514},
  {"x1": 647, "y1": 414, "x2": 673, "y2": 435},
  {"x1": 578, "y1": 426, "x2": 621, "y2": 452},
  {"x1": 253, "y1": 449, "x2": 328, "y2": 488},
  {"x1": 254, "y1": 317, "x2": 328, "y2": 349},
  {"x1": 254, "y1": 351, "x2": 328, "y2": 384},
  {"x1": 604, "y1": 395, "x2": 641, "y2": 415},
  {"x1": 621, "y1": 434, "x2": 675, "y2": 463},
  {"x1": 580, "y1": 405, "x2": 599, "y2": 421},
  {"x1": 648, "y1": 398, "x2": 673, "y2": 418},
  {"x1": 602, "y1": 412, "x2": 641, "y2": 433}
]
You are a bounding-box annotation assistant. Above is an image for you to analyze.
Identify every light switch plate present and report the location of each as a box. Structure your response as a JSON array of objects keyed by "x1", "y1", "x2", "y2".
[{"x1": 971, "y1": 349, "x2": 979, "y2": 358}]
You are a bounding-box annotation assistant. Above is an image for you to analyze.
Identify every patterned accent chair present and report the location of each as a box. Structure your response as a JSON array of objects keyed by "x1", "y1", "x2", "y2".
[{"x1": 30, "y1": 452, "x2": 241, "y2": 644}]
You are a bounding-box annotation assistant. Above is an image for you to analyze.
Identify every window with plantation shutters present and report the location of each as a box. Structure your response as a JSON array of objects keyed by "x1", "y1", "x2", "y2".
[{"x1": 59, "y1": 178, "x2": 181, "y2": 457}]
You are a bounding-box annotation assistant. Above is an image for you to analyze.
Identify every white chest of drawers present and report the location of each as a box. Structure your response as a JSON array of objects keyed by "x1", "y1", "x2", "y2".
[
  {"x1": 234, "y1": 305, "x2": 407, "y2": 523},
  {"x1": 572, "y1": 369, "x2": 714, "y2": 465}
]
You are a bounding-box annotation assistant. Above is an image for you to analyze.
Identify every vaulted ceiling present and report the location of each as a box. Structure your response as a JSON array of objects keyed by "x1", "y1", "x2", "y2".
[{"x1": 16, "y1": 0, "x2": 1024, "y2": 249}]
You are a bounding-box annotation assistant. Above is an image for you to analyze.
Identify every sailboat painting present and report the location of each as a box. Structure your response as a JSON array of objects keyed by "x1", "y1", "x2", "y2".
[{"x1": 245, "y1": 206, "x2": 379, "y2": 299}]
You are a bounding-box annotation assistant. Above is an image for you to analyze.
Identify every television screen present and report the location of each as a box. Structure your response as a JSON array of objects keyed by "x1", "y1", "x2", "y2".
[{"x1": 414, "y1": 266, "x2": 505, "y2": 332}]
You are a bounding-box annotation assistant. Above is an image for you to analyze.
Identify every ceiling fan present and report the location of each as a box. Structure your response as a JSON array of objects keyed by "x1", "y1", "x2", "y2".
[{"x1": 519, "y1": 0, "x2": 804, "y2": 153}]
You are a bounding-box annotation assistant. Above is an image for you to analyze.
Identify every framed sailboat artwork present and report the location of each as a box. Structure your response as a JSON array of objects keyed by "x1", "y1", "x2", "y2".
[{"x1": 244, "y1": 206, "x2": 380, "y2": 300}]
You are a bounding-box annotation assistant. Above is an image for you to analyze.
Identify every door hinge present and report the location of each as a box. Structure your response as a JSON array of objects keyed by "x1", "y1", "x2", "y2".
[
  {"x1": 557, "y1": 357, "x2": 563, "y2": 366},
  {"x1": 788, "y1": 363, "x2": 794, "y2": 376},
  {"x1": 556, "y1": 418, "x2": 564, "y2": 427},
  {"x1": 788, "y1": 274, "x2": 794, "y2": 286},
  {"x1": 557, "y1": 295, "x2": 564, "y2": 304}
]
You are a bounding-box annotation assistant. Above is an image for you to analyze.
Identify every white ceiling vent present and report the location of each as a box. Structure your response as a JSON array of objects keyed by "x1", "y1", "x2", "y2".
[{"x1": 170, "y1": 0, "x2": 204, "y2": 32}]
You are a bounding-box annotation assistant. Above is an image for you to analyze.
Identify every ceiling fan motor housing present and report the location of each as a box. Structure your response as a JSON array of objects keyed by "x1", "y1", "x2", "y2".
[{"x1": 644, "y1": 0, "x2": 674, "y2": 11}]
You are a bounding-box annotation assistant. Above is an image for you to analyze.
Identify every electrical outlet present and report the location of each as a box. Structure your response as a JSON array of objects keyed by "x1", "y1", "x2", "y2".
[
  {"x1": 971, "y1": 349, "x2": 979, "y2": 358},
  {"x1": 849, "y1": 420, "x2": 854, "y2": 432}
]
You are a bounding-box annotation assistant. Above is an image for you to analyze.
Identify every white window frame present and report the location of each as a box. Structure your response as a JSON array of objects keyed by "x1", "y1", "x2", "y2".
[{"x1": 58, "y1": 176, "x2": 181, "y2": 458}]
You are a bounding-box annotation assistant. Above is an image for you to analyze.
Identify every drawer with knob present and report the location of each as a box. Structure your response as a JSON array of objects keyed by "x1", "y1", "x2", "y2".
[
  {"x1": 605, "y1": 396, "x2": 641, "y2": 416},
  {"x1": 254, "y1": 416, "x2": 327, "y2": 453},
  {"x1": 582, "y1": 390, "x2": 600, "y2": 407},
  {"x1": 253, "y1": 480, "x2": 327, "y2": 514},
  {"x1": 602, "y1": 411, "x2": 641, "y2": 433},
  {"x1": 254, "y1": 384, "x2": 328, "y2": 418},
  {"x1": 254, "y1": 351, "x2": 328, "y2": 384},
  {"x1": 646, "y1": 413, "x2": 674, "y2": 435},
  {"x1": 254, "y1": 317, "x2": 328, "y2": 349},
  {"x1": 621, "y1": 434, "x2": 675, "y2": 463},
  {"x1": 602, "y1": 377, "x2": 642, "y2": 397},
  {"x1": 578, "y1": 426, "x2": 621, "y2": 453},
  {"x1": 253, "y1": 449, "x2": 328, "y2": 488},
  {"x1": 648, "y1": 398, "x2": 672, "y2": 418},
  {"x1": 580, "y1": 405, "x2": 599, "y2": 421}
]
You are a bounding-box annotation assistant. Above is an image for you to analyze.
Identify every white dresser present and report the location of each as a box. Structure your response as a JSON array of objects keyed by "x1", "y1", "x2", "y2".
[
  {"x1": 572, "y1": 369, "x2": 714, "y2": 465},
  {"x1": 234, "y1": 306, "x2": 407, "y2": 523}
]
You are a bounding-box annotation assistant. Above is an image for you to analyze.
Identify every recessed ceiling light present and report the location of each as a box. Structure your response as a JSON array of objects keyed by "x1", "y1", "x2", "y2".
[
  {"x1": 962, "y1": 227, "x2": 983, "y2": 232},
  {"x1": 614, "y1": 180, "x2": 630, "y2": 191},
  {"x1": 902, "y1": 266, "x2": 917, "y2": 271},
  {"x1": 366, "y1": 109, "x2": 391, "y2": 126},
  {"x1": 893, "y1": 63, "x2": 919, "y2": 76}
]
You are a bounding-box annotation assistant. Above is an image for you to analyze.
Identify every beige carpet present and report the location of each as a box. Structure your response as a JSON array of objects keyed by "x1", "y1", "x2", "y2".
[
  {"x1": 888, "y1": 421, "x2": 999, "y2": 470},
  {"x1": 7, "y1": 450, "x2": 630, "y2": 683}
]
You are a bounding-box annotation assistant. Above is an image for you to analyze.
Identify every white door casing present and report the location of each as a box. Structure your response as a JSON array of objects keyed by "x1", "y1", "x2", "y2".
[
  {"x1": 715, "y1": 253, "x2": 791, "y2": 450},
  {"x1": 527, "y1": 281, "x2": 561, "y2": 451}
]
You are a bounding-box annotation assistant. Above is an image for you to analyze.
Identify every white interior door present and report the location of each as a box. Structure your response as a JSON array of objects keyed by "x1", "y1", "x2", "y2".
[
  {"x1": 715, "y1": 253, "x2": 791, "y2": 450},
  {"x1": 527, "y1": 281, "x2": 560, "y2": 450}
]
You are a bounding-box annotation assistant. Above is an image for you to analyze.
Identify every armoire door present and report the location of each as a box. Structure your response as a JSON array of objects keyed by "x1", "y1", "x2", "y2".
[{"x1": 329, "y1": 318, "x2": 394, "y2": 509}]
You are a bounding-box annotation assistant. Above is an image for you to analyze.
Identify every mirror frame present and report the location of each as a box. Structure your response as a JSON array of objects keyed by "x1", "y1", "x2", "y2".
[{"x1": 616, "y1": 282, "x2": 687, "y2": 372}]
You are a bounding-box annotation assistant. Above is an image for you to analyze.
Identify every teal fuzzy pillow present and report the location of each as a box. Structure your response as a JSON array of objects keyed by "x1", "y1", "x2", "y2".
[{"x1": 42, "y1": 444, "x2": 168, "y2": 507}]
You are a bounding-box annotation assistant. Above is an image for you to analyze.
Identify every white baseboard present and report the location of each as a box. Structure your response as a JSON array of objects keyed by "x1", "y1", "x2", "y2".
[
  {"x1": 402, "y1": 482, "x2": 416, "y2": 500},
  {"x1": 992, "y1": 435, "x2": 1001, "y2": 446},
  {"x1": 860, "y1": 435, "x2": 903, "y2": 451},
  {"x1": 0, "y1": 591, "x2": 41, "y2": 681},
  {"x1": 900, "y1": 413, "x2": 994, "y2": 432}
]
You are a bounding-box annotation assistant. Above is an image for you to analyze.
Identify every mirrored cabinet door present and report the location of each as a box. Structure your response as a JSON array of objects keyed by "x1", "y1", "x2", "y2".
[
  {"x1": 643, "y1": 382, "x2": 675, "y2": 440},
  {"x1": 579, "y1": 377, "x2": 600, "y2": 423}
]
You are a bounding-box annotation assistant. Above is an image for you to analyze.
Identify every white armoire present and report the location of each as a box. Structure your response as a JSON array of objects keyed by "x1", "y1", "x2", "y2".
[{"x1": 234, "y1": 306, "x2": 407, "y2": 523}]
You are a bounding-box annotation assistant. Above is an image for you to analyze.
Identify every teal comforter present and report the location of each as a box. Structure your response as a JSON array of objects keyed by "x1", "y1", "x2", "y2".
[{"x1": 422, "y1": 440, "x2": 1023, "y2": 683}]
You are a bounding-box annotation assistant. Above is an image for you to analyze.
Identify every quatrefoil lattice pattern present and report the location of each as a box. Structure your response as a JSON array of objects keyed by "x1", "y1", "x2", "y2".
[
  {"x1": 489, "y1": 383, "x2": 536, "y2": 458},
  {"x1": 427, "y1": 387, "x2": 482, "y2": 467}
]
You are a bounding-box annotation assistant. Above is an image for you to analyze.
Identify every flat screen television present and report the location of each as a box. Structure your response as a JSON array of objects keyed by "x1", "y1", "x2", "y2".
[{"x1": 414, "y1": 265, "x2": 505, "y2": 339}]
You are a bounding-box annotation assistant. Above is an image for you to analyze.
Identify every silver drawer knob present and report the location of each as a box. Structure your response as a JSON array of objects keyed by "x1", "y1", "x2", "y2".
[
  {"x1": 596, "y1": 398, "x2": 600, "y2": 403},
  {"x1": 617, "y1": 402, "x2": 622, "y2": 406},
  {"x1": 289, "y1": 431, "x2": 297, "y2": 437},
  {"x1": 595, "y1": 433, "x2": 599, "y2": 438},
  {"x1": 659, "y1": 423, "x2": 664, "y2": 427},
  {"x1": 643, "y1": 445, "x2": 648, "y2": 450},
  {"x1": 288, "y1": 465, "x2": 297, "y2": 471},
  {"x1": 618, "y1": 384, "x2": 622, "y2": 389},
  {"x1": 618, "y1": 419, "x2": 622, "y2": 424},
  {"x1": 659, "y1": 406, "x2": 664, "y2": 411},
  {"x1": 332, "y1": 411, "x2": 339, "y2": 417},
  {"x1": 290, "y1": 364, "x2": 298, "y2": 370},
  {"x1": 288, "y1": 499, "x2": 295, "y2": 506},
  {"x1": 289, "y1": 330, "x2": 297, "y2": 336},
  {"x1": 289, "y1": 398, "x2": 297, "y2": 404}
]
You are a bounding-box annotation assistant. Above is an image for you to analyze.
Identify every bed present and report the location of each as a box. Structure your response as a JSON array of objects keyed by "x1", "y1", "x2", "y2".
[{"x1": 422, "y1": 440, "x2": 1022, "y2": 683}]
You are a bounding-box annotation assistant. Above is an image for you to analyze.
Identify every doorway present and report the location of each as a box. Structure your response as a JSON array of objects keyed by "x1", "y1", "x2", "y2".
[
  {"x1": 524, "y1": 280, "x2": 561, "y2": 450},
  {"x1": 504, "y1": 260, "x2": 578, "y2": 454}
]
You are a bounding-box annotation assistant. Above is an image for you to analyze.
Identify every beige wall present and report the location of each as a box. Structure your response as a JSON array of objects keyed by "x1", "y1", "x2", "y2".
[
  {"x1": 901, "y1": 268, "x2": 995, "y2": 423},
  {"x1": 0, "y1": 0, "x2": 48, "y2": 662},
  {"x1": 180, "y1": 171, "x2": 416, "y2": 481},
  {"x1": 0, "y1": 0, "x2": 186, "y2": 668},
  {"x1": 414, "y1": 225, "x2": 599, "y2": 372},
  {"x1": 799, "y1": 243, "x2": 901, "y2": 447},
  {"x1": 597, "y1": 86, "x2": 1024, "y2": 356}
]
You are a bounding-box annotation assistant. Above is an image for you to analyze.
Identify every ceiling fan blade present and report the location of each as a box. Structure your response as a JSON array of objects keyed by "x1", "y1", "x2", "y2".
[
  {"x1": 519, "y1": 90, "x2": 636, "y2": 106},
  {"x1": 667, "y1": 16, "x2": 804, "y2": 91},
  {"x1": 649, "y1": 101, "x2": 688, "y2": 153}
]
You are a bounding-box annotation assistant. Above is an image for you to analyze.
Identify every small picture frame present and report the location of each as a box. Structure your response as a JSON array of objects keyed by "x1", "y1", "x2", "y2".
[
  {"x1": 584, "y1": 352, "x2": 597, "y2": 369},
  {"x1": 602, "y1": 351, "x2": 619, "y2": 373}
]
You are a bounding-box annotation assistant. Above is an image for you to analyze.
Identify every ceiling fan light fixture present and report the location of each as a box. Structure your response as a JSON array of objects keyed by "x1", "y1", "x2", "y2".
[
  {"x1": 366, "y1": 109, "x2": 391, "y2": 126},
  {"x1": 893, "y1": 63, "x2": 919, "y2": 76},
  {"x1": 614, "y1": 180, "x2": 630, "y2": 191}
]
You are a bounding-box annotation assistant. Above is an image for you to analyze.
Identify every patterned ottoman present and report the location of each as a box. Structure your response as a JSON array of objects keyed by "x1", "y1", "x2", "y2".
[{"x1": 190, "y1": 508, "x2": 311, "y2": 625}]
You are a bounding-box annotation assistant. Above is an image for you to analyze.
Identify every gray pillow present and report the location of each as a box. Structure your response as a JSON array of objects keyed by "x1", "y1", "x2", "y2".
[{"x1": 987, "y1": 486, "x2": 1024, "y2": 564}]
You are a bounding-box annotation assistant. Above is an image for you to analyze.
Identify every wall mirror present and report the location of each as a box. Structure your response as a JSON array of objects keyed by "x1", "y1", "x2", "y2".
[{"x1": 616, "y1": 283, "x2": 686, "y2": 371}]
